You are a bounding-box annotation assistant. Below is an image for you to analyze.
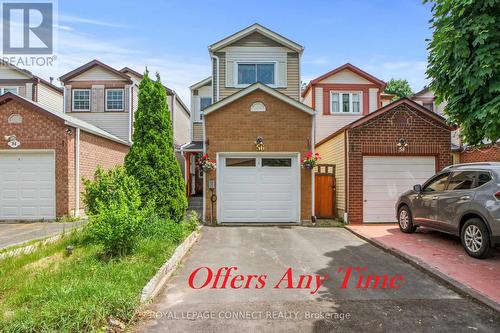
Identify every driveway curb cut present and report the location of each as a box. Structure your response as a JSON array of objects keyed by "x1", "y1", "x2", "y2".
[
  {"x1": 140, "y1": 227, "x2": 202, "y2": 303},
  {"x1": 345, "y1": 226, "x2": 500, "y2": 314}
]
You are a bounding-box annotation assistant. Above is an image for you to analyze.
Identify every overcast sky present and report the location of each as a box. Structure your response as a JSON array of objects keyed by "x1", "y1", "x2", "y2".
[{"x1": 25, "y1": 0, "x2": 434, "y2": 107}]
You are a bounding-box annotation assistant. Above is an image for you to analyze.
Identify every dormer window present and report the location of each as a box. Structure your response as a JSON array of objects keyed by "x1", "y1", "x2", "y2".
[
  {"x1": 106, "y1": 89, "x2": 124, "y2": 111},
  {"x1": 237, "y1": 63, "x2": 275, "y2": 86},
  {"x1": 72, "y1": 89, "x2": 91, "y2": 112}
]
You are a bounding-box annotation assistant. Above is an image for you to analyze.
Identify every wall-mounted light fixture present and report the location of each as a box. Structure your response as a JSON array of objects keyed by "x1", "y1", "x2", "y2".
[{"x1": 397, "y1": 138, "x2": 408, "y2": 152}]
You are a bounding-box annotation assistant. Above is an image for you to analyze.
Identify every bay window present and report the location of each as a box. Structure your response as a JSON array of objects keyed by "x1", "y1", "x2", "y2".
[
  {"x1": 330, "y1": 92, "x2": 362, "y2": 114},
  {"x1": 237, "y1": 63, "x2": 275, "y2": 86}
]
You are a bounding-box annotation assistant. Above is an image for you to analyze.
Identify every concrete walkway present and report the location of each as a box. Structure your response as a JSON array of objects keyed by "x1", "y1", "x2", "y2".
[
  {"x1": 0, "y1": 221, "x2": 85, "y2": 250},
  {"x1": 133, "y1": 227, "x2": 499, "y2": 332},
  {"x1": 347, "y1": 224, "x2": 500, "y2": 311}
]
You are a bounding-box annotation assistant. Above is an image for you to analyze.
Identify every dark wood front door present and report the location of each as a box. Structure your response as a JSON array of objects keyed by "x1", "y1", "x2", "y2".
[{"x1": 315, "y1": 165, "x2": 336, "y2": 218}]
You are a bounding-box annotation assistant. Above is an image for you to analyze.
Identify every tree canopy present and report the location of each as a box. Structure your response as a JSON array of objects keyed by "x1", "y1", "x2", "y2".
[
  {"x1": 384, "y1": 78, "x2": 414, "y2": 101},
  {"x1": 426, "y1": 0, "x2": 500, "y2": 144}
]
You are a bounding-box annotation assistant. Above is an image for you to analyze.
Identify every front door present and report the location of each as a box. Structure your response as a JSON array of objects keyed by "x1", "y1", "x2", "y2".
[{"x1": 315, "y1": 164, "x2": 336, "y2": 218}]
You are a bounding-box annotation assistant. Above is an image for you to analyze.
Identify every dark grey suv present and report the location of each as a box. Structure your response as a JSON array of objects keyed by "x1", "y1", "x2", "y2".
[{"x1": 396, "y1": 162, "x2": 500, "y2": 259}]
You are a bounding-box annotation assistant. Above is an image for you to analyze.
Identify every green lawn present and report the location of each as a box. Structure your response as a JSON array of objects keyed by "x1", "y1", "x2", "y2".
[{"x1": 0, "y1": 220, "x2": 197, "y2": 333}]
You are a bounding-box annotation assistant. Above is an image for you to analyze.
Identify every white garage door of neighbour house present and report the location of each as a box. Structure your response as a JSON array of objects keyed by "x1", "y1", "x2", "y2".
[
  {"x1": 218, "y1": 155, "x2": 300, "y2": 223},
  {"x1": 0, "y1": 151, "x2": 56, "y2": 220},
  {"x1": 363, "y1": 156, "x2": 435, "y2": 223}
]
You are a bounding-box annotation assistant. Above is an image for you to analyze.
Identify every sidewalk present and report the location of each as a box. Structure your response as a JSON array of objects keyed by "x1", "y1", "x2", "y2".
[
  {"x1": 346, "y1": 224, "x2": 500, "y2": 312},
  {"x1": 0, "y1": 221, "x2": 86, "y2": 250}
]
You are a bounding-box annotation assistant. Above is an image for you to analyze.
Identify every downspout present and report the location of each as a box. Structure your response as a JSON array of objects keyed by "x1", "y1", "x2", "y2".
[
  {"x1": 344, "y1": 130, "x2": 349, "y2": 224},
  {"x1": 128, "y1": 85, "x2": 133, "y2": 142},
  {"x1": 202, "y1": 114, "x2": 207, "y2": 223},
  {"x1": 75, "y1": 128, "x2": 80, "y2": 217},
  {"x1": 210, "y1": 53, "x2": 220, "y2": 102},
  {"x1": 311, "y1": 110, "x2": 316, "y2": 222}
]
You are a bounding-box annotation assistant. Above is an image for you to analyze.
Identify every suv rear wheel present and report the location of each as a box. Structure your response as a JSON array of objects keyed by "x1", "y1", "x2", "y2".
[
  {"x1": 398, "y1": 205, "x2": 416, "y2": 233},
  {"x1": 461, "y1": 218, "x2": 492, "y2": 259}
]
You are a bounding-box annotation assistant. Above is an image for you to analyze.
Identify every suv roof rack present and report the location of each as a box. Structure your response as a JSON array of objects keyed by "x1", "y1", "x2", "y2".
[{"x1": 443, "y1": 162, "x2": 500, "y2": 170}]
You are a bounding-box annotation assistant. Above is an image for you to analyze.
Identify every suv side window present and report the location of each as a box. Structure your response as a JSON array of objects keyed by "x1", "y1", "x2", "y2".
[
  {"x1": 477, "y1": 172, "x2": 492, "y2": 187},
  {"x1": 447, "y1": 171, "x2": 476, "y2": 190},
  {"x1": 423, "y1": 173, "x2": 450, "y2": 192}
]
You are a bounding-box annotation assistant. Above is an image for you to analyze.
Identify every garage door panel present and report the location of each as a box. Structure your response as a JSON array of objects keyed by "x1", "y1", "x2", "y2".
[
  {"x1": 363, "y1": 156, "x2": 435, "y2": 223},
  {"x1": 0, "y1": 152, "x2": 56, "y2": 220},
  {"x1": 219, "y1": 155, "x2": 299, "y2": 223}
]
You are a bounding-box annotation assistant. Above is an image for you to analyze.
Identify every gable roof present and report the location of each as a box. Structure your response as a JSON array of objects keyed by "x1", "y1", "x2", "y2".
[
  {"x1": 208, "y1": 23, "x2": 304, "y2": 53},
  {"x1": 302, "y1": 63, "x2": 386, "y2": 97},
  {"x1": 59, "y1": 59, "x2": 132, "y2": 83},
  {"x1": 0, "y1": 60, "x2": 63, "y2": 94},
  {"x1": 0, "y1": 92, "x2": 130, "y2": 146},
  {"x1": 190, "y1": 76, "x2": 212, "y2": 90},
  {"x1": 202, "y1": 82, "x2": 315, "y2": 116},
  {"x1": 316, "y1": 98, "x2": 452, "y2": 147}
]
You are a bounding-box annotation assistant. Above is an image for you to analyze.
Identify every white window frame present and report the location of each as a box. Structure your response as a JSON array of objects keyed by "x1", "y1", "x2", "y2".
[
  {"x1": 105, "y1": 88, "x2": 124, "y2": 112},
  {"x1": 198, "y1": 96, "x2": 212, "y2": 121},
  {"x1": 234, "y1": 61, "x2": 278, "y2": 88},
  {"x1": 330, "y1": 91, "x2": 363, "y2": 114},
  {"x1": 0, "y1": 86, "x2": 18, "y2": 95},
  {"x1": 72, "y1": 89, "x2": 91, "y2": 112}
]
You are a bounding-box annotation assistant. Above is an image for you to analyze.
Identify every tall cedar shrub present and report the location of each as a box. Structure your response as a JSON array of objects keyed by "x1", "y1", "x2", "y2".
[{"x1": 125, "y1": 71, "x2": 187, "y2": 221}]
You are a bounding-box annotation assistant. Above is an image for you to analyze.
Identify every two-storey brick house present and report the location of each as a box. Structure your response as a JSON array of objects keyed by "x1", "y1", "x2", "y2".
[{"x1": 183, "y1": 24, "x2": 316, "y2": 224}]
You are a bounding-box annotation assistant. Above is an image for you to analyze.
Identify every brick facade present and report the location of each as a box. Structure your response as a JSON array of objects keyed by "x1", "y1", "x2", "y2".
[
  {"x1": 0, "y1": 98, "x2": 128, "y2": 218},
  {"x1": 346, "y1": 104, "x2": 451, "y2": 224},
  {"x1": 204, "y1": 89, "x2": 313, "y2": 222},
  {"x1": 460, "y1": 146, "x2": 500, "y2": 163}
]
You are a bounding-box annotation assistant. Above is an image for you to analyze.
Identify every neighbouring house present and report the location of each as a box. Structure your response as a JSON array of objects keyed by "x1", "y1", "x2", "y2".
[
  {"x1": 301, "y1": 63, "x2": 387, "y2": 142},
  {"x1": 0, "y1": 60, "x2": 63, "y2": 112},
  {"x1": 315, "y1": 98, "x2": 452, "y2": 224},
  {"x1": 0, "y1": 92, "x2": 130, "y2": 220},
  {"x1": 120, "y1": 66, "x2": 191, "y2": 173},
  {"x1": 410, "y1": 87, "x2": 500, "y2": 163},
  {"x1": 182, "y1": 23, "x2": 315, "y2": 224}
]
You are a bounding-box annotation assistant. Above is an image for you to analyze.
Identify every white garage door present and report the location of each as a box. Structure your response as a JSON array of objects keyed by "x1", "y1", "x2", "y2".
[
  {"x1": 218, "y1": 155, "x2": 300, "y2": 223},
  {"x1": 363, "y1": 156, "x2": 435, "y2": 223},
  {"x1": 0, "y1": 151, "x2": 56, "y2": 220}
]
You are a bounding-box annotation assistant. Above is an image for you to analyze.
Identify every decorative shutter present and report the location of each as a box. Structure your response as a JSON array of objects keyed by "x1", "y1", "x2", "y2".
[{"x1": 226, "y1": 59, "x2": 234, "y2": 87}]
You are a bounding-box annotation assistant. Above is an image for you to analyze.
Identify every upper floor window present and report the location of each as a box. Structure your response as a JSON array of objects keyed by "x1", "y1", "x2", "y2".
[
  {"x1": 330, "y1": 92, "x2": 362, "y2": 114},
  {"x1": 0, "y1": 87, "x2": 18, "y2": 95},
  {"x1": 237, "y1": 63, "x2": 275, "y2": 86},
  {"x1": 198, "y1": 97, "x2": 212, "y2": 120},
  {"x1": 72, "y1": 89, "x2": 91, "y2": 112},
  {"x1": 106, "y1": 89, "x2": 124, "y2": 111},
  {"x1": 423, "y1": 102, "x2": 434, "y2": 112}
]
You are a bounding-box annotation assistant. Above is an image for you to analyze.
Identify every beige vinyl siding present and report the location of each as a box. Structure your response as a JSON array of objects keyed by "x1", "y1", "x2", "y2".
[
  {"x1": 316, "y1": 112, "x2": 363, "y2": 142},
  {"x1": 0, "y1": 67, "x2": 29, "y2": 79},
  {"x1": 18, "y1": 85, "x2": 26, "y2": 97},
  {"x1": 316, "y1": 131, "x2": 346, "y2": 217},
  {"x1": 70, "y1": 66, "x2": 126, "y2": 81},
  {"x1": 173, "y1": 97, "x2": 190, "y2": 146},
  {"x1": 318, "y1": 69, "x2": 372, "y2": 84},
  {"x1": 217, "y1": 50, "x2": 300, "y2": 101},
  {"x1": 37, "y1": 83, "x2": 63, "y2": 112},
  {"x1": 66, "y1": 112, "x2": 130, "y2": 141},
  {"x1": 302, "y1": 88, "x2": 312, "y2": 106},
  {"x1": 192, "y1": 122, "x2": 204, "y2": 141},
  {"x1": 25, "y1": 83, "x2": 33, "y2": 100},
  {"x1": 230, "y1": 32, "x2": 284, "y2": 47}
]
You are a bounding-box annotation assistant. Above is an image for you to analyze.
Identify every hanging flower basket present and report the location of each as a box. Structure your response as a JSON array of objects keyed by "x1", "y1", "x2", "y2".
[
  {"x1": 198, "y1": 154, "x2": 216, "y2": 172},
  {"x1": 301, "y1": 151, "x2": 320, "y2": 170}
]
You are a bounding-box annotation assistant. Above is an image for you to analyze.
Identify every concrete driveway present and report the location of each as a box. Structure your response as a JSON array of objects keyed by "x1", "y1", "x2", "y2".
[
  {"x1": 134, "y1": 227, "x2": 500, "y2": 333},
  {"x1": 0, "y1": 221, "x2": 85, "y2": 250}
]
